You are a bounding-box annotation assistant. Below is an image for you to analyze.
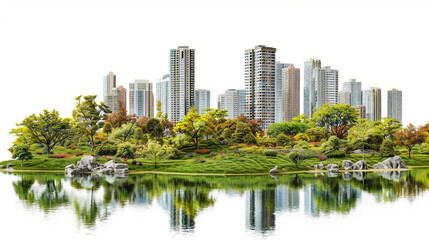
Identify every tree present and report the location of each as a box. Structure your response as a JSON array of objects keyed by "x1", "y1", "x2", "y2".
[
  {"x1": 200, "y1": 108, "x2": 228, "y2": 139},
  {"x1": 321, "y1": 136, "x2": 341, "y2": 154},
  {"x1": 312, "y1": 103, "x2": 359, "y2": 139},
  {"x1": 155, "y1": 100, "x2": 163, "y2": 118},
  {"x1": 142, "y1": 141, "x2": 172, "y2": 168},
  {"x1": 18, "y1": 109, "x2": 72, "y2": 154},
  {"x1": 248, "y1": 119, "x2": 264, "y2": 137},
  {"x1": 267, "y1": 122, "x2": 311, "y2": 138},
  {"x1": 102, "y1": 122, "x2": 113, "y2": 137},
  {"x1": 111, "y1": 123, "x2": 136, "y2": 142},
  {"x1": 12, "y1": 144, "x2": 33, "y2": 167},
  {"x1": 275, "y1": 133, "x2": 290, "y2": 147},
  {"x1": 394, "y1": 123, "x2": 426, "y2": 158},
  {"x1": 287, "y1": 151, "x2": 305, "y2": 168},
  {"x1": 374, "y1": 118, "x2": 402, "y2": 139},
  {"x1": 222, "y1": 128, "x2": 232, "y2": 140},
  {"x1": 305, "y1": 127, "x2": 331, "y2": 142},
  {"x1": 146, "y1": 117, "x2": 164, "y2": 142},
  {"x1": 347, "y1": 119, "x2": 376, "y2": 160},
  {"x1": 9, "y1": 127, "x2": 33, "y2": 145},
  {"x1": 379, "y1": 139, "x2": 396, "y2": 158},
  {"x1": 115, "y1": 144, "x2": 134, "y2": 159},
  {"x1": 174, "y1": 107, "x2": 206, "y2": 149},
  {"x1": 232, "y1": 121, "x2": 252, "y2": 143},
  {"x1": 73, "y1": 95, "x2": 111, "y2": 151},
  {"x1": 105, "y1": 107, "x2": 129, "y2": 128}
]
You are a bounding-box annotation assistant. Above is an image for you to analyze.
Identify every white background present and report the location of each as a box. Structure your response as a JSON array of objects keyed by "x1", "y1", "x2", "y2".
[{"x1": 1, "y1": 0, "x2": 428, "y2": 160}]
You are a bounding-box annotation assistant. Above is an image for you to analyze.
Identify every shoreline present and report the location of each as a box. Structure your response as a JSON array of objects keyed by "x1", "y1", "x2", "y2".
[{"x1": 2, "y1": 166, "x2": 426, "y2": 176}]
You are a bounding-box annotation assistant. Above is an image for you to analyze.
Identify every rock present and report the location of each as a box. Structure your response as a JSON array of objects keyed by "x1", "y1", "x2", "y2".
[
  {"x1": 65, "y1": 156, "x2": 129, "y2": 176},
  {"x1": 373, "y1": 156, "x2": 407, "y2": 169},
  {"x1": 352, "y1": 149, "x2": 377, "y2": 154},
  {"x1": 269, "y1": 166, "x2": 279, "y2": 174},
  {"x1": 326, "y1": 164, "x2": 339, "y2": 173},
  {"x1": 342, "y1": 160, "x2": 354, "y2": 170},
  {"x1": 114, "y1": 163, "x2": 129, "y2": 169},
  {"x1": 314, "y1": 163, "x2": 324, "y2": 170},
  {"x1": 104, "y1": 160, "x2": 116, "y2": 169},
  {"x1": 115, "y1": 168, "x2": 129, "y2": 174},
  {"x1": 352, "y1": 160, "x2": 370, "y2": 170},
  {"x1": 7, "y1": 163, "x2": 13, "y2": 168},
  {"x1": 79, "y1": 155, "x2": 99, "y2": 170},
  {"x1": 0, "y1": 165, "x2": 4, "y2": 168},
  {"x1": 65, "y1": 164, "x2": 76, "y2": 169}
]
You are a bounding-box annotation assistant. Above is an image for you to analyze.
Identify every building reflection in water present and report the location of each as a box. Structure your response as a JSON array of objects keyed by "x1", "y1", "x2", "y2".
[{"x1": 245, "y1": 189, "x2": 276, "y2": 232}]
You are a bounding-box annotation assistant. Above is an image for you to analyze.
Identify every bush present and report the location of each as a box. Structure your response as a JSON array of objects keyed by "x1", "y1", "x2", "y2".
[
  {"x1": 275, "y1": 133, "x2": 290, "y2": 147},
  {"x1": 379, "y1": 139, "x2": 396, "y2": 157},
  {"x1": 96, "y1": 143, "x2": 118, "y2": 156},
  {"x1": 305, "y1": 127, "x2": 331, "y2": 142},
  {"x1": 238, "y1": 144, "x2": 247, "y2": 148},
  {"x1": 69, "y1": 145, "x2": 77, "y2": 149},
  {"x1": 188, "y1": 153, "x2": 194, "y2": 158},
  {"x1": 294, "y1": 133, "x2": 310, "y2": 141},
  {"x1": 222, "y1": 128, "x2": 232, "y2": 140},
  {"x1": 54, "y1": 153, "x2": 72, "y2": 159},
  {"x1": 196, "y1": 149, "x2": 211, "y2": 154},
  {"x1": 168, "y1": 148, "x2": 183, "y2": 159},
  {"x1": 321, "y1": 136, "x2": 340, "y2": 154},
  {"x1": 288, "y1": 151, "x2": 304, "y2": 168},
  {"x1": 327, "y1": 150, "x2": 346, "y2": 158},
  {"x1": 293, "y1": 141, "x2": 310, "y2": 149},
  {"x1": 132, "y1": 160, "x2": 137, "y2": 165},
  {"x1": 75, "y1": 152, "x2": 84, "y2": 156},
  {"x1": 243, "y1": 133, "x2": 257, "y2": 145},
  {"x1": 115, "y1": 144, "x2": 134, "y2": 159},
  {"x1": 264, "y1": 150, "x2": 278, "y2": 157},
  {"x1": 318, "y1": 154, "x2": 327, "y2": 161}
]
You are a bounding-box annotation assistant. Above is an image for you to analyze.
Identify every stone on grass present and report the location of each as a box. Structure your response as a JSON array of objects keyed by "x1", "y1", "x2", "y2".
[
  {"x1": 342, "y1": 160, "x2": 354, "y2": 170},
  {"x1": 7, "y1": 163, "x2": 13, "y2": 169},
  {"x1": 65, "y1": 155, "x2": 129, "y2": 176},
  {"x1": 373, "y1": 156, "x2": 407, "y2": 169},
  {"x1": 314, "y1": 163, "x2": 324, "y2": 170},
  {"x1": 269, "y1": 166, "x2": 279, "y2": 174},
  {"x1": 352, "y1": 160, "x2": 370, "y2": 170},
  {"x1": 326, "y1": 164, "x2": 339, "y2": 173}
]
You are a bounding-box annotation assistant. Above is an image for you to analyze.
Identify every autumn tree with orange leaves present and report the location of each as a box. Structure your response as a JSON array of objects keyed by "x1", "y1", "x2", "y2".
[{"x1": 394, "y1": 123, "x2": 427, "y2": 158}]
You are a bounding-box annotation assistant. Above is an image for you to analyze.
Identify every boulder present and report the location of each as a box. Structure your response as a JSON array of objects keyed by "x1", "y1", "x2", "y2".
[
  {"x1": 7, "y1": 163, "x2": 13, "y2": 169},
  {"x1": 314, "y1": 163, "x2": 324, "y2": 170},
  {"x1": 342, "y1": 160, "x2": 354, "y2": 170},
  {"x1": 326, "y1": 164, "x2": 339, "y2": 173},
  {"x1": 0, "y1": 165, "x2": 4, "y2": 168},
  {"x1": 352, "y1": 160, "x2": 370, "y2": 170},
  {"x1": 269, "y1": 166, "x2": 279, "y2": 174},
  {"x1": 79, "y1": 155, "x2": 99, "y2": 170},
  {"x1": 373, "y1": 156, "x2": 407, "y2": 169},
  {"x1": 104, "y1": 160, "x2": 116, "y2": 169},
  {"x1": 65, "y1": 156, "x2": 129, "y2": 176},
  {"x1": 114, "y1": 163, "x2": 129, "y2": 169}
]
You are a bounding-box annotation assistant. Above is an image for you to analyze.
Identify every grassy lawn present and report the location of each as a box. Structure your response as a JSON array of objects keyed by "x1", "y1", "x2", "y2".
[{"x1": 2, "y1": 142, "x2": 429, "y2": 174}]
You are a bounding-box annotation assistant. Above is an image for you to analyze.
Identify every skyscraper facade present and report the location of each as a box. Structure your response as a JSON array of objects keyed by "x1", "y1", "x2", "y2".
[
  {"x1": 352, "y1": 105, "x2": 367, "y2": 119},
  {"x1": 132, "y1": 80, "x2": 154, "y2": 118},
  {"x1": 129, "y1": 82, "x2": 135, "y2": 115},
  {"x1": 195, "y1": 89, "x2": 211, "y2": 115},
  {"x1": 217, "y1": 94, "x2": 226, "y2": 110},
  {"x1": 342, "y1": 79, "x2": 362, "y2": 106},
  {"x1": 303, "y1": 59, "x2": 321, "y2": 118},
  {"x1": 275, "y1": 62, "x2": 294, "y2": 123},
  {"x1": 245, "y1": 45, "x2": 276, "y2": 130},
  {"x1": 362, "y1": 87, "x2": 381, "y2": 121},
  {"x1": 338, "y1": 90, "x2": 351, "y2": 105},
  {"x1": 103, "y1": 71, "x2": 118, "y2": 113},
  {"x1": 156, "y1": 74, "x2": 170, "y2": 117},
  {"x1": 225, "y1": 89, "x2": 245, "y2": 119},
  {"x1": 113, "y1": 85, "x2": 126, "y2": 112},
  {"x1": 282, "y1": 66, "x2": 300, "y2": 122},
  {"x1": 387, "y1": 88, "x2": 402, "y2": 123},
  {"x1": 315, "y1": 66, "x2": 338, "y2": 108},
  {"x1": 169, "y1": 46, "x2": 195, "y2": 123}
]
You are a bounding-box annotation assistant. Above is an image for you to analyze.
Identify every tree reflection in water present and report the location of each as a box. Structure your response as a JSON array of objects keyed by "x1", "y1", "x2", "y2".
[{"x1": 9, "y1": 168, "x2": 429, "y2": 233}]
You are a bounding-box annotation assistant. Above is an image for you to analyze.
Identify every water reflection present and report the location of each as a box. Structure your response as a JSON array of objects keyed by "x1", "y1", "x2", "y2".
[{"x1": 6, "y1": 168, "x2": 429, "y2": 234}]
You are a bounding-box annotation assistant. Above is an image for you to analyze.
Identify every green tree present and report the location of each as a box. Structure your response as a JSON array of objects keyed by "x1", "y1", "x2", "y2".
[
  {"x1": 200, "y1": 108, "x2": 228, "y2": 139},
  {"x1": 12, "y1": 144, "x2": 33, "y2": 167},
  {"x1": 348, "y1": 119, "x2": 376, "y2": 160},
  {"x1": 142, "y1": 141, "x2": 172, "y2": 168},
  {"x1": 379, "y1": 138, "x2": 396, "y2": 158},
  {"x1": 9, "y1": 127, "x2": 33, "y2": 145},
  {"x1": 111, "y1": 123, "x2": 136, "y2": 142},
  {"x1": 321, "y1": 136, "x2": 341, "y2": 154},
  {"x1": 174, "y1": 107, "x2": 206, "y2": 149},
  {"x1": 374, "y1": 118, "x2": 402, "y2": 139},
  {"x1": 156, "y1": 100, "x2": 163, "y2": 118},
  {"x1": 18, "y1": 109, "x2": 72, "y2": 154},
  {"x1": 312, "y1": 103, "x2": 359, "y2": 139},
  {"x1": 115, "y1": 144, "x2": 134, "y2": 159},
  {"x1": 287, "y1": 151, "x2": 305, "y2": 168},
  {"x1": 73, "y1": 95, "x2": 111, "y2": 151},
  {"x1": 267, "y1": 122, "x2": 311, "y2": 138},
  {"x1": 147, "y1": 118, "x2": 164, "y2": 142},
  {"x1": 275, "y1": 133, "x2": 290, "y2": 147},
  {"x1": 222, "y1": 128, "x2": 232, "y2": 140},
  {"x1": 305, "y1": 127, "x2": 331, "y2": 142},
  {"x1": 102, "y1": 122, "x2": 113, "y2": 137},
  {"x1": 232, "y1": 121, "x2": 252, "y2": 143}
]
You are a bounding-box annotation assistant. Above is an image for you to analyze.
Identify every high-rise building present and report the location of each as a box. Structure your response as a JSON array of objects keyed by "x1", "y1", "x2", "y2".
[
  {"x1": 225, "y1": 89, "x2": 245, "y2": 119},
  {"x1": 387, "y1": 88, "x2": 402, "y2": 123},
  {"x1": 245, "y1": 45, "x2": 276, "y2": 130},
  {"x1": 362, "y1": 87, "x2": 381, "y2": 121},
  {"x1": 105, "y1": 94, "x2": 119, "y2": 114},
  {"x1": 129, "y1": 82, "x2": 135, "y2": 115},
  {"x1": 282, "y1": 66, "x2": 300, "y2": 122},
  {"x1": 303, "y1": 59, "x2": 321, "y2": 118},
  {"x1": 131, "y1": 80, "x2": 154, "y2": 118},
  {"x1": 275, "y1": 62, "x2": 294, "y2": 123},
  {"x1": 217, "y1": 94, "x2": 226, "y2": 110},
  {"x1": 352, "y1": 105, "x2": 367, "y2": 119},
  {"x1": 170, "y1": 46, "x2": 195, "y2": 123},
  {"x1": 113, "y1": 85, "x2": 126, "y2": 112},
  {"x1": 103, "y1": 71, "x2": 118, "y2": 114},
  {"x1": 195, "y1": 89, "x2": 211, "y2": 115},
  {"x1": 315, "y1": 66, "x2": 338, "y2": 108},
  {"x1": 342, "y1": 79, "x2": 362, "y2": 106},
  {"x1": 156, "y1": 74, "x2": 170, "y2": 117},
  {"x1": 338, "y1": 90, "x2": 351, "y2": 105}
]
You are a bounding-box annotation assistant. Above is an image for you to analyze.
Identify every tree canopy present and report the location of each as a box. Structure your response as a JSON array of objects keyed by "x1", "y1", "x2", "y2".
[{"x1": 312, "y1": 103, "x2": 359, "y2": 139}]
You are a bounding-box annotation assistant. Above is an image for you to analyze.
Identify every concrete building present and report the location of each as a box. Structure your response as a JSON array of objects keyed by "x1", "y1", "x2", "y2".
[
  {"x1": 315, "y1": 66, "x2": 338, "y2": 108},
  {"x1": 225, "y1": 89, "x2": 245, "y2": 119},
  {"x1": 338, "y1": 90, "x2": 351, "y2": 105},
  {"x1": 169, "y1": 46, "x2": 195, "y2": 123},
  {"x1": 303, "y1": 59, "x2": 321, "y2": 118},
  {"x1": 362, "y1": 87, "x2": 382, "y2": 121},
  {"x1": 104, "y1": 94, "x2": 119, "y2": 114},
  {"x1": 387, "y1": 88, "x2": 402, "y2": 123},
  {"x1": 156, "y1": 74, "x2": 170, "y2": 117},
  {"x1": 103, "y1": 71, "x2": 118, "y2": 113},
  {"x1": 195, "y1": 89, "x2": 211, "y2": 115},
  {"x1": 245, "y1": 45, "x2": 276, "y2": 130},
  {"x1": 275, "y1": 62, "x2": 294, "y2": 123},
  {"x1": 282, "y1": 66, "x2": 300, "y2": 122},
  {"x1": 342, "y1": 79, "x2": 362, "y2": 106},
  {"x1": 352, "y1": 105, "x2": 367, "y2": 119},
  {"x1": 113, "y1": 85, "x2": 126, "y2": 112},
  {"x1": 217, "y1": 94, "x2": 226, "y2": 110},
  {"x1": 129, "y1": 82, "x2": 135, "y2": 115},
  {"x1": 131, "y1": 80, "x2": 154, "y2": 118}
]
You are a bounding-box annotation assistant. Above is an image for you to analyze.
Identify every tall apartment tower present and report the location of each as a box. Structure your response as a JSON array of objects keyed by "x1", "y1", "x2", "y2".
[
  {"x1": 387, "y1": 88, "x2": 402, "y2": 123},
  {"x1": 112, "y1": 85, "x2": 126, "y2": 113},
  {"x1": 245, "y1": 45, "x2": 276, "y2": 130},
  {"x1": 169, "y1": 46, "x2": 195, "y2": 123},
  {"x1": 353, "y1": 105, "x2": 367, "y2": 119},
  {"x1": 225, "y1": 89, "x2": 245, "y2": 119},
  {"x1": 303, "y1": 59, "x2": 321, "y2": 118},
  {"x1": 156, "y1": 74, "x2": 170, "y2": 117},
  {"x1": 342, "y1": 79, "x2": 362, "y2": 106},
  {"x1": 131, "y1": 80, "x2": 154, "y2": 118},
  {"x1": 282, "y1": 66, "x2": 300, "y2": 122},
  {"x1": 103, "y1": 71, "x2": 118, "y2": 113},
  {"x1": 338, "y1": 90, "x2": 351, "y2": 105},
  {"x1": 217, "y1": 94, "x2": 226, "y2": 110},
  {"x1": 129, "y1": 82, "x2": 135, "y2": 115},
  {"x1": 362, "y1": 87, "x2": 382, "y2": 121},
  {"x1": 315, "y1": 66, "x2": 338, "y2": 108},
  {"x1": 195, "y1": 89, "x2": 211, "y2": 115},
  {"x1": 275, "y1": 62, "x2": 294, "y2": 123}
]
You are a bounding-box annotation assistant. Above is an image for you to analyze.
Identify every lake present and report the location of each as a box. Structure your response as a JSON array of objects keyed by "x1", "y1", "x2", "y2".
[{"x1": 0, "y1": 169, "x2": 428, "y2": 240}]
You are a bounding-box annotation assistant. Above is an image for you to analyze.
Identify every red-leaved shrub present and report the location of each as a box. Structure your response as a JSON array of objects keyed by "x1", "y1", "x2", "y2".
[{"x1": 196, "y1": 149, "x2": 211, "y2": 154}]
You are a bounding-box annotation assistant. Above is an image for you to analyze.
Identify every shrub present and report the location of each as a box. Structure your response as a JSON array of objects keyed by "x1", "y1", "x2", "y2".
[
  {"x1": 318, "y1": 154, "x2": 327, "y2": 161},
  {"x1": 69, "y1": 145, "x2": 77, "y2": 149},
  {"x1": 264, "y1": 150, "x2": 278, "y2": 157},
  {"x1": 106, "y1": 155, "x2": 114, "y2": 160},
  {"x1": 96, "y1": 143, "x2": 118, "y2": 156},
  {"x1": 288, "y1": 151, "x2": 304, "y2": 168},
  {"x1": 97, "y1": 136, "x2": 107, "y2": 141},
  {"x1": 243, "y1": 133, "x2": 257, "y2": 145},
  {"x1": 327, "y1": 150, "x2": 346, "y2": 158},
  {"x1": 48, "y1": 154, "x2": 56, "y2": 158},
  {"x1": 115, "y1": 144, "x2": 134, "y2": 159},
  {"x1": 293, "y1": 141, "x2": 310, "y2": 149},
  {"x1": 132, "y1": 160, "x2": 137, "y2": 165},
  {"x1": 222, "y1": 128, "x2": 232, "y2": 140},
  {"x1": 36, "y1": 151, "x2": 42, "y2": 155},
  {"x1": 188, "y1": 153, "x2": 194, "y2": 158},
  {"x1": 275, "y1": 133, "x2": 290, "y2": 147},
  {"x1": 75, "y1": 152, "x2": 84, "y2": 156},
  {"x1": 379, "y1": 139, "x2": 396, "y2": 158},
  {"x1": 305, "y1": 127, "x2": 331, "y2": 142},
  {"x1": 138, "y1": 162, "x2": 143, "y2": 166},
  {"x1": 196, "y1": 149, "x2": 211, "y2": 154},
  {"x1": 294, "y1": 133, "x2": 310, "y2": 142},
  {"x1": 54, "y1": 153, "x2": 72, "y2": 159},
  {"x1": 321, "y1": 136, "x2": 340, "y2": 154}
]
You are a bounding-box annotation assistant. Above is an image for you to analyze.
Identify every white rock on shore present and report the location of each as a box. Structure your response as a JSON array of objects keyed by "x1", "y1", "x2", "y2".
[{"x1": 65, "y1": 156, "x2": 129, "y2": 176}]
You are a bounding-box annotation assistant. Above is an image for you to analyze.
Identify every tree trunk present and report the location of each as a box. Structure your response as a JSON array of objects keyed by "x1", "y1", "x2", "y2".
[
  {"x1": 91, "y1": 135, "x2": 95, "y2": 152},
  {"x1": 408, "y1": 148, "x2": 411, "y2": 159},
  {"x1": 21, "y1": 159, "x2": 23, "y2": 168}
]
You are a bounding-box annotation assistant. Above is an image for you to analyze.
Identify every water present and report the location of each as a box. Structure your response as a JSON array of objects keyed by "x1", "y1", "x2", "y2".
[{"x1": 1, "y1": 169, "x2": 428, "y2": 240}]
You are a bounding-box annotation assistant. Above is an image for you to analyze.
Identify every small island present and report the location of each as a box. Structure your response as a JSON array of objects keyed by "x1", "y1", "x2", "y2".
[{"x1": 2, "y1": 96, "x2": 429, "y2": 175}]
